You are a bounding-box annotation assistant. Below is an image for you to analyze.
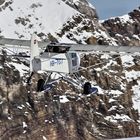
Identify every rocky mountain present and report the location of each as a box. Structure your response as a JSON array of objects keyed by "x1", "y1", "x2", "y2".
[
  {"x1": 62, "y1": 0, "x2": 98, "y2": 19},
  {"x1": 101, "y1": 7, "x2": 140, "y2": 46},
  {"x1": 0, "y1": 0, "x2": 117, "y2": 45},
  {"x1": 0, "y1": 0, "x2": 79, "y2": 39},
  {"x1": 0, "y1": 0, "x2": 140, "y2": 140}
]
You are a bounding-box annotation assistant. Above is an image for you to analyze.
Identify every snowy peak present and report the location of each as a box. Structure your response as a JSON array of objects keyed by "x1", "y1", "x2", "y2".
[
  {"x1": 101, "y1": 7, "x2": 140, "y2": 46},
  {"x1": 62, "y1": 0, "x2": 98, "y2": 19},
  {"x1": 54, "y1": 13, "x2": 117, "y2": 45},
  {"x1": 0, "y1": 0, "x2": 79, "y2": 39},
  {"x1": 0, "y1": 0, "x2": 115, "y2": 45}
]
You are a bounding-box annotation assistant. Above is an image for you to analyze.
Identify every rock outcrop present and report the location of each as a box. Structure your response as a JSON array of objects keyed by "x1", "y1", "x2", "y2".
[
  {"x1": 0, "y1": 50, "x2": 140, "y2": 140},
  {"x1": 102, "y1": 7, "x2": 140, "y2": 46},
  {"x1": 62, "y1": 0, "x2": 98, "y2": 19},
  {"x1": 0, "y1": 0, "x2": 140, "y2": 140}
]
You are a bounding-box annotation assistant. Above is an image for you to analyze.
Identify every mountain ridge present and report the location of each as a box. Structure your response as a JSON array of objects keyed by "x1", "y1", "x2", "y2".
[
  {"x1": 0, "y1": 0, "x2": 140, "y2": 140},
  {"x1": 101, "y1": 7, "x2": 140, "y2": 46}
]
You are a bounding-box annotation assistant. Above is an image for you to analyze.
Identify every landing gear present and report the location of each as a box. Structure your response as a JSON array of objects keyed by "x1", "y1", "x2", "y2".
[
  {"x1": 27, "y1": 72, "x2": 34, "y2": 85},
  {"x1": 37, "y1": 79, "x2": 45, "y2": 92},
  {"x1": 83, "y1": 82, "x2": 98, "y2": 95},
  {"x1": 36, "y1": 73, "x2": 98, "y2": 95},
  {"x1": 83, "y1": 82, "x2": 92, "y2": 95}
]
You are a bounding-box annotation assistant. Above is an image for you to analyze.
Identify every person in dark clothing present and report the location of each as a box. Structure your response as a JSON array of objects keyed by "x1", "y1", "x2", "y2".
[{"x1": 37, "y1": 79, "x2": 45, "y2": 92}]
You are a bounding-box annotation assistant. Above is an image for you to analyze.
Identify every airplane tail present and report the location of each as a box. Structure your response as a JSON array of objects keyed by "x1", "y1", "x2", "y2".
[{"x1": 30, "y1": 33, "x2": 40, "y2": 72}]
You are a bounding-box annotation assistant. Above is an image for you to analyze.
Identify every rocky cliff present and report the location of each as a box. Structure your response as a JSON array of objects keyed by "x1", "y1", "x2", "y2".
[
  {"x1": 0, "y1": 0, "x2": 140, "y2": 140},
  {"x1": 101, "y1": 7, "x2": 140, "y2": 46},
  {"x1": 62, "y1": 0, "x2": 98, "y2": 19},
  {"x1": 0, "y1": 50, "x2": 140, "y2": 140}
]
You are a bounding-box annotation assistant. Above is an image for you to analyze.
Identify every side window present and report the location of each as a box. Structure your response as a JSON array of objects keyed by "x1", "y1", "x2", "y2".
[{"x1": 71, "y1": 53, "x2": 77, "y2": 66}]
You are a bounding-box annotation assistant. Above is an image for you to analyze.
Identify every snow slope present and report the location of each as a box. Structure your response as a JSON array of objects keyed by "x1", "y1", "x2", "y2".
[
  {"x1": 112, "y1": 137, "x2": 140, "y2": 140},
  {"x1": 0, "y1": 0, "x2": 78, "y2": 39},
  {"x1": 122, "y1": 54, "x2": 140, "y2": 115},
  {"x1": 0, "y1": 0, "x2": 118, "y2": 45}
]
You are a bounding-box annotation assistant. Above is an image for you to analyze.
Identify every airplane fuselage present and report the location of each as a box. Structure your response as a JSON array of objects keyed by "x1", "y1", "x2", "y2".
[{"x1": 32, "y1": 51, "x2": 80, "y2": 74}]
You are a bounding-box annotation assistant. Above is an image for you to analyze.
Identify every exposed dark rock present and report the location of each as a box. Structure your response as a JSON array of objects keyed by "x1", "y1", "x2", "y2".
[
  {"x1": 0, "y1": 0, "x2": 5, "y2": 5},
  {"x1": 102, "y1": 8, "x2": 140, "y2": 46},
  {"x1": 0, "y1": 0, "x2": 13, "y2": 12},
  {"x1": 62, "y1": 0, "x2": 98, "y2": 19},
  {"x1": 0, "y1": 1, "x2": 140, "y2": 140}
]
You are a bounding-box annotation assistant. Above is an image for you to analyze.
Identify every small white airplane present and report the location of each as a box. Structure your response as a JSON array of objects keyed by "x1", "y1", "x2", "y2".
[{"x1": 0, "y1": 33, "x2": 140, "y2": 94}]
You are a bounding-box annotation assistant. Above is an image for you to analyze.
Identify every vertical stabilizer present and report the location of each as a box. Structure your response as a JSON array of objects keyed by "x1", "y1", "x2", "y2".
[{"x1": 30, "y1": 33, "x2": 39, "y2": 72}]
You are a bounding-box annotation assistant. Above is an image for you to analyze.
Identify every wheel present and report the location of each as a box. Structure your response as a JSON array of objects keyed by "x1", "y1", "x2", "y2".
[
  {"x1": 83, "y1": 82, "x2": 91, "y2": 95},
  {"x1": 37, "y1": 79, "x2": 45, "y2": 92}
]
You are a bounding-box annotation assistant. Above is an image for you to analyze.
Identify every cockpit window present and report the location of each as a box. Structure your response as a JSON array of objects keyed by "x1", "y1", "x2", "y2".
[
  {"x1": 45, "y1": 44, "x2": 70, "y2": 53},
  {"x1": 71, "y1": 53, "x2": 77, "y2": 58}
]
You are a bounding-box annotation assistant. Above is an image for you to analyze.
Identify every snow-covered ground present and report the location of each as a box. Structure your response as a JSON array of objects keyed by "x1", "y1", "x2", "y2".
[
  {"x1": 100, "y1": 14, "x2": 134, "y2": 24},
  {"x1": 0, "y1": 0, "x2": 78, "y2": 39},
  {"x1": 132, "y1": 80, "x2": 140, "y2": 116},
  {"x1": 121, "y1": 54, "x2": 140, "y2": 116},
  {"x1": 112, "y1": 137, "x2": 140, "y2": 140},
  {"x1": 0, "y1": 0, "x2": 118, "y2": 45}
]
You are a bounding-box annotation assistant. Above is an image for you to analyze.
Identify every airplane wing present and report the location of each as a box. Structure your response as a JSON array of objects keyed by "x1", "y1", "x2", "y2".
[
  {"x1": 0, "y1": 37, "x2": 140, "y2": 53},
  {"x1": 0, "y1": 38, "x2": 30, "y2": 46},
  {"x1": 69, "y1": 44, "x2": 140, "y2": 53},
  {"x1": 0, "y1": 37, "x2": 49, "y2": 48}
]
